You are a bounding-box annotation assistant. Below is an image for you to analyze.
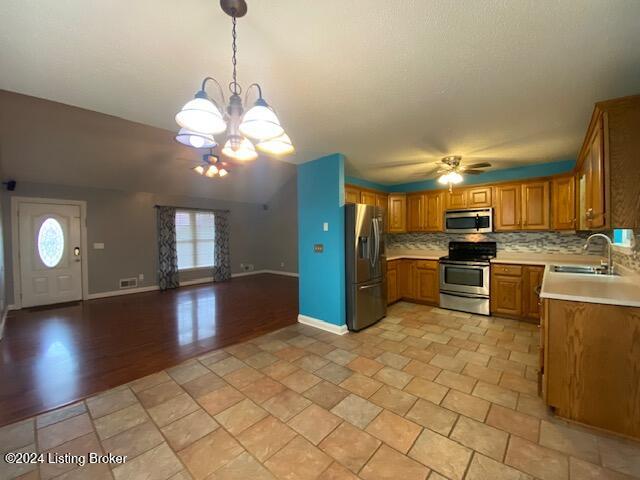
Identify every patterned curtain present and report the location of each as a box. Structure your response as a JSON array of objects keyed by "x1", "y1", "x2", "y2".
[
  {"x1": 157, "y1": 206, "x2": 179, "y2": 290},
  {"x1": 213, "y1": 211, "x2": 231, "y2": 281}
]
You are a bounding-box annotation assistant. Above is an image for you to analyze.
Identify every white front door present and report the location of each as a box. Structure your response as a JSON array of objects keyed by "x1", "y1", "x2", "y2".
[{"x1": 19, "y1": 202, "x2": 83, "y2": 307}]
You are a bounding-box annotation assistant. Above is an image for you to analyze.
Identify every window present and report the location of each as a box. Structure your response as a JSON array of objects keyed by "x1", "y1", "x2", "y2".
[
  {"x1": 613, "y1": 229, "x2": 634, "y2": 249},
  {"x1": 38, "y1": 218, "x2": 65, "y2": 267},
  {"x1": 175, "y1": 210, "x2": 216, "y2": 270}
]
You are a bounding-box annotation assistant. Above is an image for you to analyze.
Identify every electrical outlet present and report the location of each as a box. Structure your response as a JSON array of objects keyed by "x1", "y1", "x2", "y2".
[
  {"x1": 314, "y1": 244, "x2": 324, "y2": 253},
  {"x1": 138, "y1": 273, "x2": 144, "y2": 281},
  {"x1": 240, "y1": 263, "x2": 255, "y2": 272},
  {"x1": 280, "y1": 262, "x2": 285, "y2": 268}
]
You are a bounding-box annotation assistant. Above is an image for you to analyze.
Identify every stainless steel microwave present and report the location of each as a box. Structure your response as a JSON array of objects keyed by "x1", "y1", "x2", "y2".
[{"x1": 444, "y1": 208, "x2": 493, "y2": 233}]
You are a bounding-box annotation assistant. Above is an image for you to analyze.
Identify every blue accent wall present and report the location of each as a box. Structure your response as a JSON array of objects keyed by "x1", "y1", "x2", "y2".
[
  {"x1": 344, "y1": 176, "x2": 391, "y2": 192},
  {"x1": 297, "y1": 154, "x2": 346, "y2": 326},
  {"x1": 348, "y1": 159, "x2": 576, "y2": 193}
]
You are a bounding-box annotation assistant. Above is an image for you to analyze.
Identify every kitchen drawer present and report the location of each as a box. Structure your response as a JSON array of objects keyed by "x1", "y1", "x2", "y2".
[
  {"x1": 415, "y1": 260, "x2": 438, "y2": 269},
  {"x1": 492, "y1": 264, "x2": 522, "y2": 276},
  {"x1": 387, "y1": 260, "x2": 397, "y2": 271}
]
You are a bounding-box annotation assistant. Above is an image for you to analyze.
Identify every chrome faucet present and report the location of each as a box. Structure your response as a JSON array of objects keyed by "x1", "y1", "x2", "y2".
[{"x1": 583, "y1": 233, "x2": 614, "y2": 274}]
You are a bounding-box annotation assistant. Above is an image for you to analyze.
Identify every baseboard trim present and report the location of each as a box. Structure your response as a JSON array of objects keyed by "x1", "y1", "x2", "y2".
[
  {"x1": 263, "y1": 270, "x2": 299, "y2": 277},
  {"x1": 232, "y1": 269, "x2": 299, "y2": 278},
  {"x1": 297, "y1": 314, "x2": 348, "y2": 336},
  {"x1": 7, "y1": 304, "x2": 19, "y2": 311},
  {"x1": 0, "y1": 308, "x2": 7, "y2": 340},
  {"x1": 87, "y1": 285, "x2": 160, "y2": 300},
  {"x1": 179, "y1": 277, "x2": 214, "y2": 286}
]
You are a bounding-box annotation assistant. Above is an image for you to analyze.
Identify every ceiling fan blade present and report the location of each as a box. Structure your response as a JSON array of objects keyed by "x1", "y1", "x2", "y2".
[
  {"x1": 372, "y1": 160, "x2": 433, "y2": 170},
  {"x1": 463, "y1": 169, "x2": 485, "y2": 175},
  {"x1": 465, "y1": 162, "x2": 492, "y2": 169}
]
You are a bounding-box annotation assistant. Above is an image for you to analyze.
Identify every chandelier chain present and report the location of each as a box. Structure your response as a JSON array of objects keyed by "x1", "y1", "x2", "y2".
[{"x1": 230, "y1": 13, "x2": 240, "y2": 95}]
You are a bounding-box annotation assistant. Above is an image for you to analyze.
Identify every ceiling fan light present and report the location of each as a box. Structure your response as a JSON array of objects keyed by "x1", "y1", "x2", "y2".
[
  {"x1": 438, "y1": 173, "x2": 451, "y2": 185},
  {"x1": 205, "y1": 165, "x2": 219, "y2": 177},
  {"x1": 222, "y1": 137, "x2": 258, "y2": 161},
  {"x1": 449, "y1": 172, "x2": 463, "y2": 184},
  {"x1": 175, "y1": 96, "x2": 227, "y2": 134},
  {"x1": 193, "y1": 165, "x2": 205, "y2": 175},
  {"x1": 175, "y1": 128, "x2": 217, "y2": 149},
  {"x1": 256, "y1": 133, "x2": 294, "y2": 155},
  {"x1": 239, "y1": 99, "x2": 284, "y2": 141},
  {"x1": 218, "y1": 168, "x2": 229, "y2": 177}
]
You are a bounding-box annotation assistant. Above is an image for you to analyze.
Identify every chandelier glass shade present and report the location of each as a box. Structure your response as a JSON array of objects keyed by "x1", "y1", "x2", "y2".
[
  {"x1": 174, "y1": 0, "x2": 293, "y2": 177},
  {"x1": 222, "y1": 137, "x2": 258, "y2": 161},
  {"x1": 175, "y1": 97, "x2": 226, "y2": 135},
  {"x1": 256, "y1": 133, "x2": 295, "y2": 155},
  {"x1": 175, "y1": 128, "x2": 217, "y2": 149},
  {"x1": 239, "y1": 99, "x2": 284, "y2": 140}
]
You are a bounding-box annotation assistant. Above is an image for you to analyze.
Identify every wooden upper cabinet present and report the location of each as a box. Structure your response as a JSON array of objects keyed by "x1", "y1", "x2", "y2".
[
  {"x1": 495, "y1": 184, "x2": 522, "y2": 231},
  {"x1": 552, "y1": 176, "x2": 576, "y2": 230},
  {"x1": 575, "y1": 95, "x2": 640, "y2": 230},
  {"x1": 375, "y1": 193, "x2": 389, "y2": 232},
  {"x1": 521, "y1": 181, "x2": 550, "y2": 230},
  {"x1": 586, "y1": 125, "x2": 606, "y2": 229},
  {"x1": 467, "y1": 186, "x2": 492, "y2": 208},
  {"x1": 407, "y1": 194, "x2": 424, "y2": 232},
  {"x1": 388, "y1": 194, "x2": 407, "y2": 233},
  {"x1": 345, "y1": 185, "x2": 360, "y2": 204},
  {"x1": 445, "y1": 189, "x2": 467, "y2": 210},
  {"x1": 424, "y1": 192, "x2": 444, "y2": 231},
  {"x1": 360, "y1": 190, "x2": 377, "y2": 206}
]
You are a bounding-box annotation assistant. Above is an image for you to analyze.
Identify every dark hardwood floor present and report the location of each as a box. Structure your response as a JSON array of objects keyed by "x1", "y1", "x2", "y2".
[{"x1": 0, "y1": 274, "x2": 298, "y2": 427}]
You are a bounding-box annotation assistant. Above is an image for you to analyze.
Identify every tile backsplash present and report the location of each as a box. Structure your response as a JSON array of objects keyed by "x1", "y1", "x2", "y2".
[
  {"x1": 386, "y1": 231, "x2": 591, "y2": 254},
  {"x1": 612, "y1": 231, "x2": 640, "y2": 273},
  {"x1": 387, "y1": 230, "x2": 640, "y2": 273}
]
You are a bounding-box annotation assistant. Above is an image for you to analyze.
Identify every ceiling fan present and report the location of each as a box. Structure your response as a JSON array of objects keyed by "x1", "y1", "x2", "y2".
[{"x1": 420, "y1": 156, "x2": 492, "y2": 190}]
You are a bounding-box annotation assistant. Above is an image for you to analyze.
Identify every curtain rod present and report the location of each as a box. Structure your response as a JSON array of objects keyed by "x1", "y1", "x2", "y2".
[{"x1": 154, "y1": 205, "x2": 230, "y2": 213}]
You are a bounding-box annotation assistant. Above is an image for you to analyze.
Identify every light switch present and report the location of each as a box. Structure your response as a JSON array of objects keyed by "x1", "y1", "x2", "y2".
[
  {"x1": 93, "y1": 243, "x2": 105, "y2": 250},
  {"x1": 323, "y1": 222, "x2": 329, "y2": 231}
]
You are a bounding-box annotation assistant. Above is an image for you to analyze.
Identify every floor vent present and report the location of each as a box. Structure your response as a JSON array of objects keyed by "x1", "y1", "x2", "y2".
[{"x1": 119, "y1": 278, "x2": 138, "y2": 289}]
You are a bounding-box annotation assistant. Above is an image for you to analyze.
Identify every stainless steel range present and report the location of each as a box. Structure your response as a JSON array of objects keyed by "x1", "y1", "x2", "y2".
[{"x1": 439, "y1": 241, "x2": 496, "y2": 316}]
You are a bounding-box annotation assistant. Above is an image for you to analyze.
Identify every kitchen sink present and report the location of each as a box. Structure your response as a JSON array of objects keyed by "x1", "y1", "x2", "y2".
[{"x1": 551, "y1": 265, "x2": 618, "y2": 276}]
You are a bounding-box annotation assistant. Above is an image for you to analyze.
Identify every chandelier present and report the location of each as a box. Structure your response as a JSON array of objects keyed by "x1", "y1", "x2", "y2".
[{"x1": 174, "y1": 0, "x2": 293, "y2": 174}]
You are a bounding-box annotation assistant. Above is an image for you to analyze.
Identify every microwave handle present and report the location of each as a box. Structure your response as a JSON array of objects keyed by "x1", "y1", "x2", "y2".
[{"x1": 474, "y1": 214, "x2": 480, "y2": 231}]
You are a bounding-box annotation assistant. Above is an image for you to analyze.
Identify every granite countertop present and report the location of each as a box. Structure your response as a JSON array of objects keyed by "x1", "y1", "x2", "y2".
[{"x1": 386, "y1": 249, "x2": 640, "y2": 307}]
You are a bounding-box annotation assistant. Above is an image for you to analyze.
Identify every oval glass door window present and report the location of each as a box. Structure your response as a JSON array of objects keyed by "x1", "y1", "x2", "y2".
[{"x1": 38, "y1": 218, "x2": 65, "y2": 267}]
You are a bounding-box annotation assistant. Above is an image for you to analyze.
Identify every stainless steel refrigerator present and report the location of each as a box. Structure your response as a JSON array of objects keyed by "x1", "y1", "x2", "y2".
[{"x1": 345, "y1": 203, "x2": 387, "y2": 331}]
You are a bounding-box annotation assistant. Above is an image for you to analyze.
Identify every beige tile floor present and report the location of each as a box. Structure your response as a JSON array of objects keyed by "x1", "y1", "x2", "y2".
[{"x1": 2, "y1": 302, "x2": 640, "y2": 480}]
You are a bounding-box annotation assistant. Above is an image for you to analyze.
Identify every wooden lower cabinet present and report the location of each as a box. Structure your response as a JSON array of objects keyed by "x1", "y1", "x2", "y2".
[
  {"x1": 522, "y1": 266, "x2": 545, "y2": 320},
  {"x1": 414, "y1": 261, "x2": 439, "y2": 304},
  {"x1": 491, "y1": 273, "x2": 522, "y2": 317},
  {"x1": 491, "y1": 263, "x2": 544, "y2": 322},
  {"x1": 394, "y1": 259, "x2": 439, "y2": 306},
  {"x1": 386, "y1": 260, "x2": 399, "y2": 304},
  {"x1": 543, "y1": 299, "x2": 640, "y2": 439}
]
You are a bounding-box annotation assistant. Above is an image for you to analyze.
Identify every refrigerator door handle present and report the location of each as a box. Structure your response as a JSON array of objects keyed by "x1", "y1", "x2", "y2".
[
  {"x1": 358, "y1": 283, "x2": 380, "y2": 290},
  {"x1": 372, "y1": 217, "x2": 380, "y2": 266},
  {"x1": 369, "y1": 219, "x2": 377, "y2": 268}
]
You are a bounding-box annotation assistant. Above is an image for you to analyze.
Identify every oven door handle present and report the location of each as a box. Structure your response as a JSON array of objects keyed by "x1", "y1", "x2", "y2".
[{"x1": 440, "y1": 291, "x2": 488, "y2": 299}]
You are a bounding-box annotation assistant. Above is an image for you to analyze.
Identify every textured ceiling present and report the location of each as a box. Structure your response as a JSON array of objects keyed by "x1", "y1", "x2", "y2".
[{"x1": 1, "y1": 0, "x2": 640, "y2": 185}]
